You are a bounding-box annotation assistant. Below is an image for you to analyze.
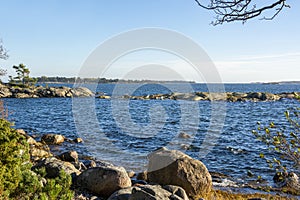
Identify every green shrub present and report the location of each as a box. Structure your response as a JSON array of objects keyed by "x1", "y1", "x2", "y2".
[
  {"x1": 0, "y1": 118, "x2": 31, "y2": 198},
  {"x1": 252, "y1": 108, "x2": 300, "y2": 174},
  {"x1": 252, "y1": 107, "x2": 300, "y2": 194},
  {"x1": 0, "y1": 118, "x2": 74, "y2": 199},
  {"x1": 32, "y1": 168, "x2": 74, "y2": 200}
]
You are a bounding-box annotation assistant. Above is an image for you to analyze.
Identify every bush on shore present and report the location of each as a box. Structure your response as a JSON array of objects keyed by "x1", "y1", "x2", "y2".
[
  {"x1": 253, "y1": 107, "x2": 300, "y2": 194},
  {"x1": 0, "y1": 118, "x2": 74, "y2": 199}
]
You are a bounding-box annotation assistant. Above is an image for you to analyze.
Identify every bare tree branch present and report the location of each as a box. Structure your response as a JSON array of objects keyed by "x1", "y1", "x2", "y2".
[{"x1": 194, "y1": 0, "x2": 289, "y2": 25}]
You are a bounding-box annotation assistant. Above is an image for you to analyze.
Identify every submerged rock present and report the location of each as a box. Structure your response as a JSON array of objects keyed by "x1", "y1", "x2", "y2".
[{"x1": 178, "y1": 132, "x2": 191, "y2": 139}]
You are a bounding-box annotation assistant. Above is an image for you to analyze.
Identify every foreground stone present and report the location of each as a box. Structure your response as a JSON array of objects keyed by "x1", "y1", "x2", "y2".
[
  {"x1": 33, "y1": 157, "x2": 80, "y2": 178},
  {"x1": 76, "y1": 166, "x2": 132, "y2": 197},
  {"x1": 108, "y1": 184, "x2": 189, "y2": 200},
  {"x1": 147, "y1": 147, "x2": 212, "y2": 198}
]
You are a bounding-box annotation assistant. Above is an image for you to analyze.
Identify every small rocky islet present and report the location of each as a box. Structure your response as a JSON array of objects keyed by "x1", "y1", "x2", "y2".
[
  {"x1": 1, "y1": 82, "x2": 300, "y2": 102},
  {"x1": 0, "y1": 83, "x2": 94, "y2": 98}
]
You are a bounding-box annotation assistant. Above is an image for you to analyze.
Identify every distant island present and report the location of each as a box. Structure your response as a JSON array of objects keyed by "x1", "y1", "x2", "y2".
[
  {"x1": 34, "y1": 77, "x2": 300, "y2": 85},
  {"x1": 259, "y1": 81, "x2": 300, "y2": 85},
  {"x1": 35, "y1": 76, "x2": 195, "y2": 84}
]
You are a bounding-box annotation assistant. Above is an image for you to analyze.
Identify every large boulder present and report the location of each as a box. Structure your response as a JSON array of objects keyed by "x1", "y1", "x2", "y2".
[
  {"x1": 108, "y1": 185, "x2": 189, "y2": 200},
  {"x1": 33, "y1": 157, "x2": 80, "y2": 178},
  {"x1": 76, "y1": 165, "x2": 132, "y2": 197},
  {"x1": 147, "y1": 148, "x2": 212, "y2": 198}
]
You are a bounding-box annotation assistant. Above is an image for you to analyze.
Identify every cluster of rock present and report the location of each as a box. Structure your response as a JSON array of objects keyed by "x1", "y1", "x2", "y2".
[
  {"x1": 21, "y1": 129, "x2": 214, "y2": 199},
  {"x1": 1, "y1": 82, "x2": 299, "y2": 102},
  {"x1": 0, "y1": 83, "x2": 94, "y2": 98},
  {"x1": 116, "y1": 92, "x2": 300, "y2": 102},
  {"x1": 17, "y1": 129, "x2": 300, "y2": 199}
]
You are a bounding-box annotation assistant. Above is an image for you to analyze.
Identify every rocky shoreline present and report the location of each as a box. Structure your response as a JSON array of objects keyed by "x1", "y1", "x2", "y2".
[
  {"x1": 0, "y1": 83, "x2": 93, "y2": 98},
  {"x1": 19, "y1": 130, "x2": 299, "y2": 200},
  {"x1": 1, "y1": 83, "x2": 299, "y2": 102},
  {"x1": 103, "y1": 91, "x2": 300, "y2": 102},
  {"x1": 22, "y1": 131, "x2": 210, "y2": 199}
]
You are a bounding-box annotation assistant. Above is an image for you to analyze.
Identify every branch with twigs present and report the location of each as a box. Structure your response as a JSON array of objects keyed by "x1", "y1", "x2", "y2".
[{"x1": 194, "y1": 0, "x2": 290, "y2": 25}]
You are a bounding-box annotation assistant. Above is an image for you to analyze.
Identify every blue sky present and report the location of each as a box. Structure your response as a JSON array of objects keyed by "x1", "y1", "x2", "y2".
[{"x1": 0, "y1": 0, "x2": 299, "y2": 83}]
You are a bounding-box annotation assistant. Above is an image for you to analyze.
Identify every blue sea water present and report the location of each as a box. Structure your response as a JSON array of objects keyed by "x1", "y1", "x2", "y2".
[{"x1": 3, "y1": 83, "x2": 300, "y2": 188}]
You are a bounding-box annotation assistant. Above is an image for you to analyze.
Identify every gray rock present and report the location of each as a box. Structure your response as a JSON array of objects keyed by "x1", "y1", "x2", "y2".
[
  {"x1": 0, "y1": 83, "x2": 94, "y2": 98},
  {"x1": 58, "y1": 150, "x2": 79, "y2": 163},
  {"x1": 73, "y1": 137, "x2": 84, "y2": 143},
  {"x1": 82, "y1": 160, "x2": 97, "y2": 169},
  {"x1": 208, "y1": 93, "x2": 227, "y2": 101},
  {"x1": 108, "y1": 187, "x2": 132, "y2": 200},
  {"x1": 98, "y1": 95, "x2": 111, "y2": 99},
  {"x1": 71, "y1": 87, "x2": 94, "y2": 97},
  {"x1": 286, "y1": 172, "x2": 300, "y2": 194},
  {"x1": 108, "y1": 185, "x2": 189, "y2": 200},
  {"x1": 0, "y1": 83, "x2": 12, "y2": 97},
  {"x1": 127, "y1": 171, "x2": 135, "y2": 178},
  {"x1": 14, "y1": 93, "x2": 32, "y2": 98},
  {"x1": 30, "y1": 145, "x2": 52, "y2": 159},
  {"x1": 41, "y1": 133, "x2": 65, "y2": 145},
  {"x1": 76, "y1": 166, "x2": 132, "y2": 197},
  {"x1": 52, "y1": 86, "x2": 70, "y2": 97},
  {"x1": 162, "y1": 185, "x2": 189, "y2": 200},
  {"x1": 178, "y1": 132, "x2": 191, "y2": 139},
  {"x1": 136, "y1": 171, "x2": 147, "y2": 181},
  {"x1": 147, "y1": 148, "x2": 212, "y2": 198},
  {"x1": 33, "y1": 157, "x2": 80, "y2": 178}
]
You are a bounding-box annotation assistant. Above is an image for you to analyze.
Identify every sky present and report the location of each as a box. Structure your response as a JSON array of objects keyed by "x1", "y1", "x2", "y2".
[{"x1": 0, "y1": 0, "x2": 300, "y2": 83}]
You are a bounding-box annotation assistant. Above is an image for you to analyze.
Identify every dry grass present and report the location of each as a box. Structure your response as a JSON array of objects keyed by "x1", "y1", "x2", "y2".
[{"x1": 194, "y1": 189, "x2": 297, "y2": 200}]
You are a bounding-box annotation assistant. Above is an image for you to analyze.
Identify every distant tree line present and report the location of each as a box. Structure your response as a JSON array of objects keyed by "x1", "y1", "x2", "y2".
[
  {"x1": 36, "y1": 77, "x2": 119, "y2": 83},
  {"x1": 35, "y1": 76, "x2": 195, "y2": 84}
]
